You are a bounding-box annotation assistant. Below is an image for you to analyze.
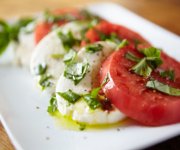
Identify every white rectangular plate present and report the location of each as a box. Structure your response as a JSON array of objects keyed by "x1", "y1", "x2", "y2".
[{"x1": 0, "y1": 2, "x2": 180, "y2": 150}]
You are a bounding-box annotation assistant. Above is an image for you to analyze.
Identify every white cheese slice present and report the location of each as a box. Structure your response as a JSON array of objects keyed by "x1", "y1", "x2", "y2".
[{"x1": 56, "y1": 41, "x2": 126, "y2": 124}]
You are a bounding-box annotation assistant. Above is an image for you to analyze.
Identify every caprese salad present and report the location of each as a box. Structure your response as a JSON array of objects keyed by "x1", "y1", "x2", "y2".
[{"x1": 0, "y1": 7, "x2": 180, "y2": 130}]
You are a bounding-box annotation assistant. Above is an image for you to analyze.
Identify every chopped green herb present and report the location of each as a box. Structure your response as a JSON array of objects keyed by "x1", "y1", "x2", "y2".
[
  {"x1": 83, "y1": 87, "x2": 101, "y2": 110},
  {"x1": 83, "y1": 94, "x2": 101, "y2": 110},
  {"x1": 39, "y1": 75, "x2": 52, "y2": 90},
  {"x1": 99, "y1": 32, "x2": 121, "y2": 44},
  {"x1": 9, "y1": 18, "x2": 34, "y2": 41},
  {"x1": 47, "y1": 96, "x2": 58, "y2": 115},
  {"x1": 90, "y1": 87, "x2": 101, "y2": 98},
  {"x1": 125, "y1": 47, "x2": 163, "y2": 77},
  {"x1": 131, "y1": 58, "x2": 152, "y2": 77},
  {"x1": 34, "y1": 64, "x2": 47, "y2": 75},
  {"x1": 159, "y1": 69, "x2": 175, "y2": 81},
  {"x1": 142, "y1": 47, "x2": 161, "y2": 58},
  {"x1": 116, "y1": 39, "x2": 129, "y2": 50},
  {"x1": 51, "y1": 53, "x2": 64, "y2": 59},
  {"x1": 58, "y1": 89, "x2": 81, "y2": 104},
  {"x1": 64, "y1": 62, "x2": 89, "y2": 85},
  {"x1": 78, "y1": 123, "x2": 86, "y2": 131},
  {"x1": 57, "y1": 31, "x2": 80, "y2": 50},
  {"x1": 0, "y1": 18, "x2": 33, "y2": 55},
  {"x1": 159, "y1": 70, "x2": 175, "y2": 81},
  {"x1": 86, "y1": 43, "x2": 103, "y2": 53},
  {"x1": 125, "y1": 52, "x2": 141, "y2": 62},
  {"x1": 0, "y1": 20, "x2": 10, "y2": 55},
  {"x1": 63, "y1": 49, "x2": 77, "y2": 63},
  {"x1": 146, "y1": 79, "x2": 180, "y2": 96}
]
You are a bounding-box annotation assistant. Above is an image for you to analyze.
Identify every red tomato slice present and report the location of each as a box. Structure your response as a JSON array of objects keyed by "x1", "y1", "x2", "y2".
[
  {"x1": 35, "y1": 8, "x2": 85, "y2": 44},
  {"x1": 82, "y1": 21, "x2": 151, "y2": 47},
  {"x1": 100, "y1": 46, "x2": 180, "y2": 126}
]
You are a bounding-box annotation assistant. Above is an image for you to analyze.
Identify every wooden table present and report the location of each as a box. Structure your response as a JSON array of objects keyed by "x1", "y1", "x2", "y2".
[{"x1": 0, "y1": 0, "x2": 180, "y2": 149}]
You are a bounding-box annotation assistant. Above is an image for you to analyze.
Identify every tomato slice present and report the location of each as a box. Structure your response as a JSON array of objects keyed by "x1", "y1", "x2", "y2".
[
  {"x1": 100, "y1": 46, "x2": 180, "y2": 126},
  {"x1": 82, "y1": 21, "x2": 151, "y2": 47},
  {"x1": 35, "y1": 8, "x2": 86, "y2": 44}
]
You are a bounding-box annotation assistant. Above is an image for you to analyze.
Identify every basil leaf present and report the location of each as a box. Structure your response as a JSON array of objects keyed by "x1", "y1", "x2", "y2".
[
  {"x1": 131, "y1": 58, "x2": 152, "y2": 77},
  {"x1": 91, "y1": 87, "x2": 101, "y2": 98},
  {"x1": 51, "y1": 53, "x2": 64, "y2": 59},
  {"x1": 116, "y1": 39, "x2": 129, "y2": 50},
  {"x1": 125, "y1": 52, "x2": 141, "y2": 62},
  {"x1": 146, "y1": 79, "x2": 180, "y2": 96},
  {"x1": 57, "y1": 31, "x2": 80, "y2": 50},
  {"x1": 9, "y1": 18, "x2": 34, "y2": 41},
  {"x1": 126, "y1": 47, "x2": 163, "y2": 77},
  {"x1": 86, "y1": 43, "x2": 103, "y2": 53},
  {"x1": 159, "y1": 69, "x2": 175, "y2": 81},
  {"x1": 58, "y1": 89, "x2": 81, "y2": 104},
  {"x1": 47, "y1": 96, "x2": 58, "y2": 115},
  {"x1": 83, "y1": 94, "x2": 101, "y2": 110},
  {"x1": 78, "y1": 123, "x2": 86, "y2": 131},
  {"x1": 142, "y1": 47, "x2": 161, "y2": 58},
  {"x1": 34, "y1": 64, "x2": 47, "y2": 75},
  {"x1": 146, "y1": 57, "x2": 163, "y2": 69},
  {"x1": 64, "y1": 62, "x2": 89, "y2": 85},
  {"x1": 39, "y1": 74, "x2": 52, "y2": 90},
  {"x1": 98, "y1": 32, "x2": 121, "y2": 44},
  {"x1": 0, "y1": 20, "x2": 10, "y2": 55},
  {"x1": 63, "y1": 49, "x2": 77, "y2": 63}
]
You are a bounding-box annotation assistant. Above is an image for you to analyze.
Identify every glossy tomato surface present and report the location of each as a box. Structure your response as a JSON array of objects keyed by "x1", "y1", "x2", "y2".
[
  {"x1": 82, "y1": 21, "x2": 151, "y2": 47},
  {"x1": 100, "y1": 46, "x2": 180, "y2": 126}
]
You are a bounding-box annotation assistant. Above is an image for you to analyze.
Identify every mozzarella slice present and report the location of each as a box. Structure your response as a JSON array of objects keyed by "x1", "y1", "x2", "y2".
[
  {"x1": 56, "y1": 41, "x2": 126, "y2": 125},
  {"x1": 30, "y1": 21, "x2": 89, "y2": 94},
  {"x1": 15, "y1": 22, "x2": 36, "y2": 67}
]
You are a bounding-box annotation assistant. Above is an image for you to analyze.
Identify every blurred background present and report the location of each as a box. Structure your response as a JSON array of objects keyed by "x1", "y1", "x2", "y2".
[
  {"x1": 0, "y1": 0, "x2": 180, "y2": 35},
  {"x1": 0, "y1": 0, "x2": 180, "y2": 150}
]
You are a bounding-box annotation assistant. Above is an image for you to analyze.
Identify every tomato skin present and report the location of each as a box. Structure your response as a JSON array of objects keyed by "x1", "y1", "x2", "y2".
[
  {"x1": 100, "y1": 46, "x2": 180, "y2": 126},
  {"x1": 83, "y1": 21, "x2": 151, "y2": 47}
]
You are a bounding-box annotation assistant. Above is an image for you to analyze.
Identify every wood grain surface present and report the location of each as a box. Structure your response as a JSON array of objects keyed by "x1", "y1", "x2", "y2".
[{"x1": 0, "y1": 0, "x2": 180, "y2": 150}]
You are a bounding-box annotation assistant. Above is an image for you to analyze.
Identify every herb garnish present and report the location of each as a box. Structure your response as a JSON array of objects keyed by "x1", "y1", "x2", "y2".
[
  {"x1": 83, "y1": 87, "x2": 101, "y2": 109},
  {"x1": 78, "y1": 123, "x2": 86, "y2": 131},
  {"x1": 126, "y1": 47, "x2": 162, "y2": 77},
  {"x1": 51, "y1": 53, "x2": 64, "y2": 59},
  {"x1": 64, "y1": 62, "x2": 89, "y2": 85},
  {"x1": 99, "y1": 32, "x2": 121, "y2": 44},
  {"x1": 125, "y1": 52, "x2": 141, "y2": 62},
  {"x1": 146, "y1": 79, "x2": 180, "y2": 96},
  {"x1": 159, "y1": 69, "x2": 175, "y2": 81},
  {"x1": 116, "y1": 39, "x2": 129, "y2": 50},
  {"x1": 63, "y1": 49, "x2": 77, "y2": 63},
  {"x1": 0, "y1": 18, "x2": 33, "y2": 55},
  {"x1": 58, "y1": 89, "x2": 81, "y2": 104},
  {"x1": 47, "y1": 96, "x2": 58, "y2": 115},
  {"x1": 57, "y1": 31, "x2": 80, "y2": 50},
  {"x1": 34, "y1": 64, "x2": 47, "y2": 75},
  {"x1": 39, "y1": 74, "x2": 52, "y2": 90},
  {"x1": 0, "y1": 20, "x2": 9, "y2": 55},
  {"x1": 86, "y1": 43, "x2": 103, "y2": 53}
]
